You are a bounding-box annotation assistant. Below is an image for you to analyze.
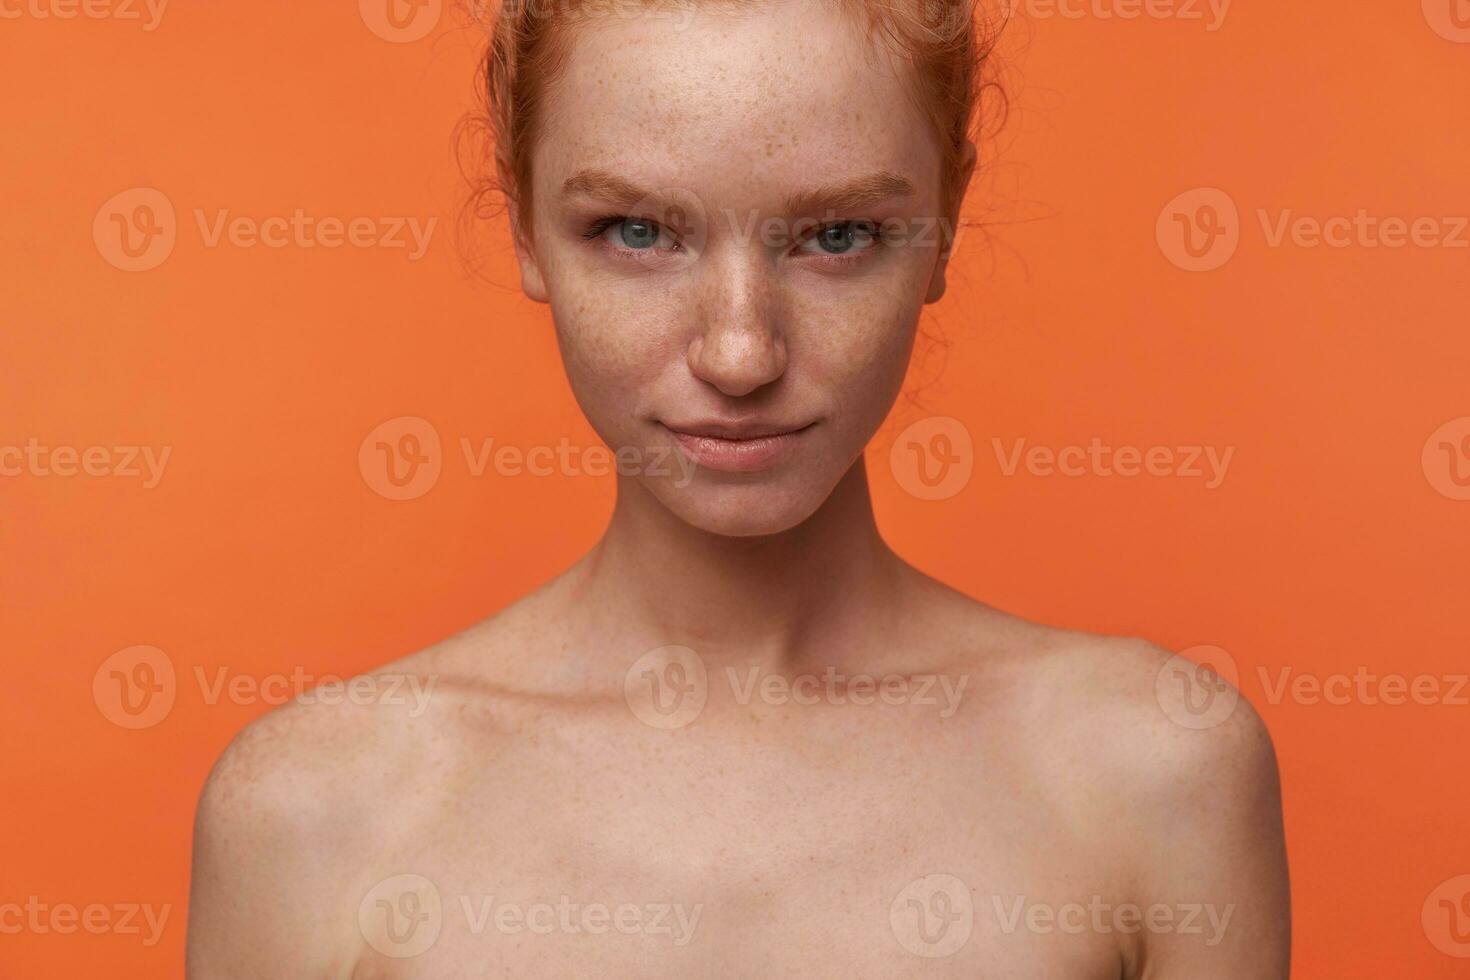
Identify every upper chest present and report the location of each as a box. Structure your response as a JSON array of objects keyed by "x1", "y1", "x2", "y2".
[{"x1": 346, "y1": 701, "x2": 1127, "y2": 979}]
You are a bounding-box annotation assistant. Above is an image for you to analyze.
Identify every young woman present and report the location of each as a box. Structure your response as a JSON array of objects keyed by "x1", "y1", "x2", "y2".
[{"x1": 186, "y1": 1, "x2": 1290, "y2": 975}]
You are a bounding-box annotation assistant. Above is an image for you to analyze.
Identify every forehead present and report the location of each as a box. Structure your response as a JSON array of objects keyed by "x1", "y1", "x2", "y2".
[{"x1": 532, "y1": 0, "x2": 943, "y2": 208}]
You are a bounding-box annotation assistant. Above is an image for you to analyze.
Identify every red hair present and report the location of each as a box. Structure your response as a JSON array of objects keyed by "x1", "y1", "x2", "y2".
[{"x1": 473, "y1": 0, "x2": 1004, "y2": 237}]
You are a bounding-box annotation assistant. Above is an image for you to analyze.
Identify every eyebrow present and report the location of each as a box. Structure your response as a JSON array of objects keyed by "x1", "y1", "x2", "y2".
[
  {"x1": 561, "y1": 169, "x2": 652, "y2": 208},
  {"x1": 784, "y1": 171, "x2": 916, "y2": 216},
  {"x1": 560, "y1": 169, "x2": 917, "y2": 214}
]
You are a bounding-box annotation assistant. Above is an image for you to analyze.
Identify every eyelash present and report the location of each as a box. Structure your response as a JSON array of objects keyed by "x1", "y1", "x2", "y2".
[
  {"x1": 580, "y1": 216, "x2": 677, "y2": 269},
  {"x1": 580, "y1": 215, "x2": 888, "y2": 269},
  {"x1": 581, "y1": 215, "x2": 655, "y2": 244}
]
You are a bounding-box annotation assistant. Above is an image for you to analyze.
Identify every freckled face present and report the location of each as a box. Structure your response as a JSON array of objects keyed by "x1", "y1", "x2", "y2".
[{"x1": 516, "y1": 0, "x2": 958, "y2": 537}]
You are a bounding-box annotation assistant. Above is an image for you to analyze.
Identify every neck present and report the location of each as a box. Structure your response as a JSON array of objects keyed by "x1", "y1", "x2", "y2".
[{"x1": 568, "y1": 461, "x2": 909, "y2": 670}]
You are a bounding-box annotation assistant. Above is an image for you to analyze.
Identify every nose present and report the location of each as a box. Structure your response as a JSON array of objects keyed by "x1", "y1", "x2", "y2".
[{"x1": 686, "y1": 254, "x2": 788, "y2": 398}]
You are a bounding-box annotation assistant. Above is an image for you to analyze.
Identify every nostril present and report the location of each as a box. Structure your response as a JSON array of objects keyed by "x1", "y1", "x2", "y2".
[{"x1": 686, "y1": 325, "x2": 787, "y2": 397}]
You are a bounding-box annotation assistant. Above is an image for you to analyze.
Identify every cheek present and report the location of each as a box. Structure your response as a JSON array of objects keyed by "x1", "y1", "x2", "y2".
[
  {"x1": 788, "y1": 265, "x2": 930, "y2": 417},
  {"x1": 542, "y1": 261, "x2": 684, "y2": 431}
]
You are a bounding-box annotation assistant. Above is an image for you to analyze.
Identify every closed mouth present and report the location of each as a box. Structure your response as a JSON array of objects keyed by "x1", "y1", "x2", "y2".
[
  {"x1": 658, "y1": 420, "x2": 818, "y2": 472},
  {"x1": 661, "y1": 420, "x2": 817, "y2": 441}
]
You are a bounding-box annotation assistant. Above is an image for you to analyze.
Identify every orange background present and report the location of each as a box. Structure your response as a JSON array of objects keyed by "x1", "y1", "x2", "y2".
[{"x1": 3, "y1": 1, "x2": 1469, "y2": 976}]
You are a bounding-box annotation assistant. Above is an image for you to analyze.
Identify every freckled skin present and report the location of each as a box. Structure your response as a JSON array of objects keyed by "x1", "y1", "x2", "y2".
[
  {"x1": 517, "y1": 0, "x2": 945, "y2": 536},
  {"x1": 185, "y1": 3, "x2": 1290, "y2": 978}
]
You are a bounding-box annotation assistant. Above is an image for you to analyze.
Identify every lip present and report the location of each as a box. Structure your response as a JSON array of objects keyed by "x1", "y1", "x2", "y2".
[{"x1": 661, "y1": 420, "x2": 817, "y2": 473}]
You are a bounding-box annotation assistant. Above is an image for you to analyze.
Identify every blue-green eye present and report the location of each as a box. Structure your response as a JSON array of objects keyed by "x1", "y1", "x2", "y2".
[
  {"x1": 584, "y1": 216, "x2": 677, "y2": 253},
  {"x1": 802, "y1": 220, "x2": 880, "y2": 256},
  {"x1": 619, "y1": 219, "x2": 664, "y2": 250}
]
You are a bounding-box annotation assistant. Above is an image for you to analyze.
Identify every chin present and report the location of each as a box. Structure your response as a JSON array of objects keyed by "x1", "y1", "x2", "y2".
[{"x1": 650, "y1": 477, "x2": 833, "y2": 538}]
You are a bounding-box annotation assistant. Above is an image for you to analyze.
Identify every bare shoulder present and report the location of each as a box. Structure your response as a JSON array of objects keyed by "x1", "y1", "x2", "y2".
[
  {"x1": 1033, "y1": 624, "x2": 1279, "y2": 814},
  {"x1": 185, "y1": 592, "x2": 556, "y2": 973},
  {"x1": 922, "y1": 586, "x2": 1289, "y2": 971},
  {"x1": 192, "y1": 600, "x2": 552, "y2": 842},
  {"x1": 913, "y1": 577, "x2": 1281, "y2": 819},
  {"x1": 192, "y1": 662, "x2": 441, "y2": 843}
]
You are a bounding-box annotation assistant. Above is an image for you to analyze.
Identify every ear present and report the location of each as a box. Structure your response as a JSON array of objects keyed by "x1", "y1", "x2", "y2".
[
  {"x1": 507, "y1": 195, "x2": 550, "y2": 304},
  {"x1": 502, "y1": 154, "x2": 552, "y2": 302},
  {"x1": 925, "y1": 138, "x2": 978, "y2": 305}
]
